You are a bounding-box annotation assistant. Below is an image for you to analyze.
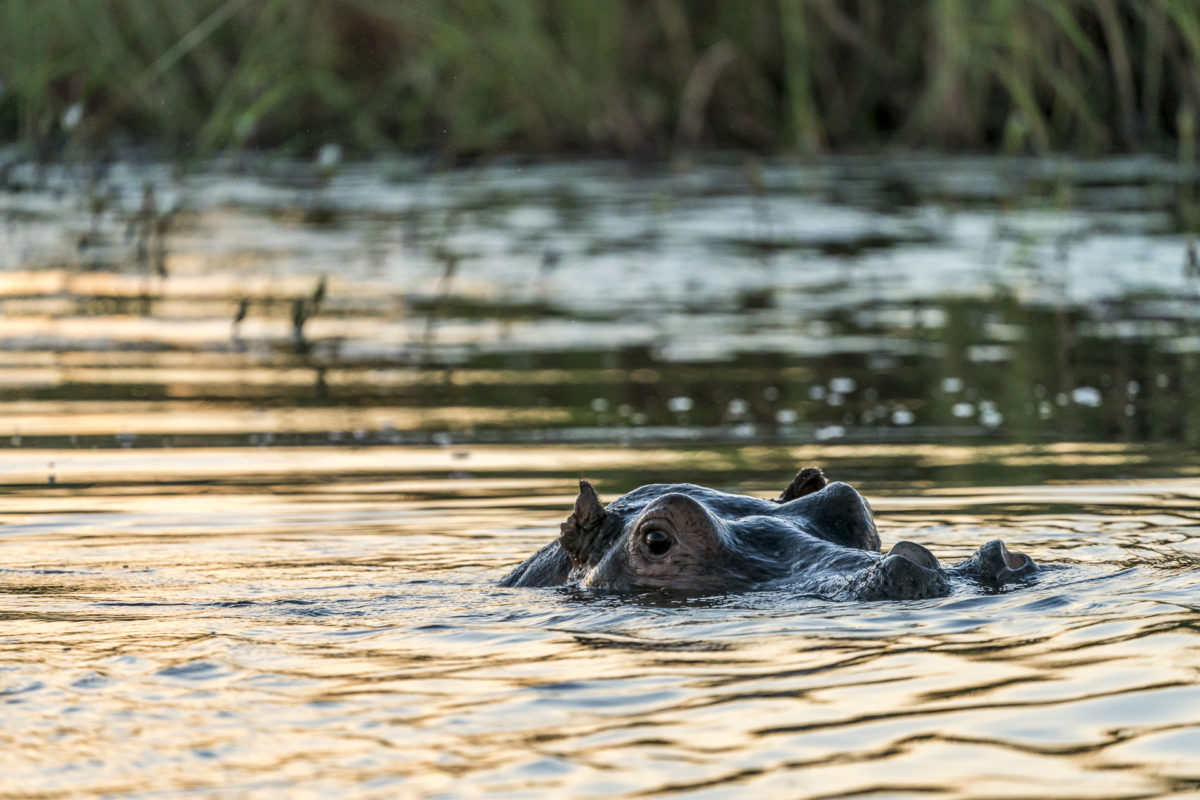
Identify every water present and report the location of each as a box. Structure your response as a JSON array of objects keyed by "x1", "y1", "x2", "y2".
[
  {"x1": 3, "y1": 452, "x2": 1200, "y2": 798},
  {"x1": 3, "y1": 152, "x2": 1200, "y2": 454},
  {"x1": 3, "y1": 152, "x2": 1200, "y2": 797}
]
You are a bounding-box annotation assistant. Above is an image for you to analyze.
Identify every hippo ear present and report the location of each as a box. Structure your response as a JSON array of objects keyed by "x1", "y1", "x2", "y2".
[
  {"x1": 776, "y1": 467, "x2": 827, "y2": 502},
  {"x1": 558, "y1": 480, "x2": 606, "y2": 568},
  {"x1": 572, "y1": 480, "x2": 604, "y2": 529}
]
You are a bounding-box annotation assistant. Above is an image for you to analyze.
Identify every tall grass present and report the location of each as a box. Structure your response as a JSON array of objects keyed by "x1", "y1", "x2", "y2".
[{"x1": 1, "y1": 0, "x2": 1199, "y2": 157}]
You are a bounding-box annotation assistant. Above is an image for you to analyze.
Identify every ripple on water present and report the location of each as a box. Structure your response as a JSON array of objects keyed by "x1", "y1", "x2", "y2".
[{"x1": 2, "y1": 467, "x2": 1200, "y2": 797}]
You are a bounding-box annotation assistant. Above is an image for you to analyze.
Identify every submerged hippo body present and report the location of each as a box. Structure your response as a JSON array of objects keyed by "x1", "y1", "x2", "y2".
[{"x1": 501, "y1": 468, "x2": 1036, "y2": 601}]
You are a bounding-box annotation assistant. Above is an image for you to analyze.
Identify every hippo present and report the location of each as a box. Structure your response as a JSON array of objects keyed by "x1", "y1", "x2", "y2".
[{"x1": 500, "y1": 468, "x2": 1036, "y2": 600}]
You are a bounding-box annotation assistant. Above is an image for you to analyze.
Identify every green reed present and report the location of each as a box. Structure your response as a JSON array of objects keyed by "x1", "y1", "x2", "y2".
[{"x1": 1, "y1": 0, "x2": 1199, "y2": 156}]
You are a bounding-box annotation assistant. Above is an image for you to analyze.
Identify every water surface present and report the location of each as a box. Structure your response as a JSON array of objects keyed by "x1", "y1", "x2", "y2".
[
  {"x1": 3, "y1": 449, "x2": 1200, "y2": 798},
  {"x1": 4, "y1": 152, "x2": 1200, "y2": 454},
  {"x1": 3, "y1": 153, "x2": 1200, "y2": 797}
]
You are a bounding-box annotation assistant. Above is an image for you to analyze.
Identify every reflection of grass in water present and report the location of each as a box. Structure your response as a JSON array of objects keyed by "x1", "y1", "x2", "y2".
[{"x1": 2, "y1": 1, "x2": 1200, "y2": 155}]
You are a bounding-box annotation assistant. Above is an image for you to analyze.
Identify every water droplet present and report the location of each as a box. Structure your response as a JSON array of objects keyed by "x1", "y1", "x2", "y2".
[
  {"x1": 1072, "y1": 386, "x2": 1101, "y2": 407},
  {"x1": 667, "y1": 396, "x2": 693, "y2": 413},
  {"x1": 316, "y1": 143, "x2": 343, "y2": 169},
  {"x1": 61, "y1": 102, "x2": 84, "y2": 130},
  {"x1": 815, "y1": 425, "x2": 846, "y2": 441},
  {"x1": 829, "y1": 377, "x2": 857, "y2": 394}
]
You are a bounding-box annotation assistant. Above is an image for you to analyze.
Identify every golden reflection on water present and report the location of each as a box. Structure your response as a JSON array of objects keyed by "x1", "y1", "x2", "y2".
[
  {"x1": 0, "y1": 439, "x2": 1175, "y2": 478},
  {"x1": 2, "y1": 446, "x2": 1200, "y2": 797}
]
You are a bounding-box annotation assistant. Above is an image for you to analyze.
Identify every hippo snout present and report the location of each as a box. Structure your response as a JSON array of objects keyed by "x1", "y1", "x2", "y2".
[
  {"x1": 949, "y1": 539, "x2": 1037, "y2": 587},
  {"x1": 850, "y1": 540, "x2": 950, "y2": 601},
  {"x1": 887, "y1": 540, "x2": 940, "y2": 570}
]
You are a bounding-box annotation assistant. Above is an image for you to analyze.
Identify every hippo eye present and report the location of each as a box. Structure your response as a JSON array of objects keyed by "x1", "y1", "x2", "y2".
[{"x1": 643, "y1": 529, "x2": 672, "y2": 556}]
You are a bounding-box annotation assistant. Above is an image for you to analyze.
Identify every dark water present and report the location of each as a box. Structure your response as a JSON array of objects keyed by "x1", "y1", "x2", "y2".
[
  {"x1": 3, "y1": 152, "x2": 1200, "y2": 463},
  {"x1": 3, "y1": 152, "x2": 1200, "y2": 797}
]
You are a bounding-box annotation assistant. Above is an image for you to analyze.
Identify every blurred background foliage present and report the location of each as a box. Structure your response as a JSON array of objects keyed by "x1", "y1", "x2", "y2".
[{"x1": 2, "y1": 0, "x2": 1200, "y2": 158}]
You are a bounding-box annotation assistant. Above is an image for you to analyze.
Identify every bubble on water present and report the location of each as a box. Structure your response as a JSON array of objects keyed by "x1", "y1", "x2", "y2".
[
  {"x1": 815, "y1": 425, "x2": 846, "y2": 441},
  {"x1": 826, "y1": 393, "x2": 844, "y2": 407},
  {"x1": 1127, "y1": 380, "x2": 1140, "y2": 396},
  {"x1": 941, "y1": 377, "x2": 964, "y2": 393},
  {"x1": 968, "y1": 345, "x2": 1009, "y2": 362},
  {"x1": 952, "y1": 402, "x2": 975, "y2": 418},
  {"x1": 667, "y1": 396, "x2": 693, "y2": 413},
  {"x1": 630, "y1": 412, "x2": 647, "y2": 425},
  {"x1": 979, "y1": 401, "x2": 1003, "y2": 427},
  {"x1": 1126, "y1": 403, "x2": 1137, "y2": 417},
  {"x1": 316, "y1": 143, "x2": 343, "y2": 169},
  {"x1": 727, "y1": 399, "x2": 748, "y2": 417},
  {"x1": 1156, "y1": 373, "x2": 1170, "y2": 389},
  {"x1": 617, "y1": 404, "x2": 633, "y2": 417},
  {"x1": 891, "y1": 408, "x2": 915, "y2": 426},
  {"x1": 1072, "y1": 386, "x2": 1101, "y2": 407},
  {"x1": 1055, "y1": 393, "x2": 1069, "y2": 406},
  {"x1": 829, "y1": 377, "x2": 857, "y2": 394},
  {"x1": 808, "y1": 385, "x2": 826, "y2": 401},
  {"x1": 590, "y1": 398, "x2": 610, "y2": 413},
  {"x1": 62, "y1": 102, "x2": 84, "y2": 130},
  {"x1": 776, "y1": 409, "x2": 798, "y2": 425},
  {"x1": 1039, "y1": 401, "x2": 1053, "y2": 419},
  {"x1": 732, "y1": 423, "x2": 757, "y2": 438},
  {"x1": 763, "y1": 386, "x2": 780, "y2": 401}
]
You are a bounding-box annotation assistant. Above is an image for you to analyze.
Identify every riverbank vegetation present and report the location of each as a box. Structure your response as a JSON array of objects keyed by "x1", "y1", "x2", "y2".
[{"x1": 1, "y1": 0, "x2": 1199, "y2": 158}]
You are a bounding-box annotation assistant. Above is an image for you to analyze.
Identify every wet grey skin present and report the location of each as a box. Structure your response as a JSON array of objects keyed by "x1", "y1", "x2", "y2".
[{"x1": 500, "y1": 468, "x2": 1038, "y2": 601}]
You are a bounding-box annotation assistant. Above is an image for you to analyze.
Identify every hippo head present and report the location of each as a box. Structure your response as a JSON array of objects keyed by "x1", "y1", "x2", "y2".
[
  {"x1": 556, "y1": 474, "x2": 885, "y2": 594},
  {"x1": 564, "y1": 489, "x2": 740, "y2": 593},
  {"x1": 499, "y1": 469, "x2": 1037, "y2": 600}
]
